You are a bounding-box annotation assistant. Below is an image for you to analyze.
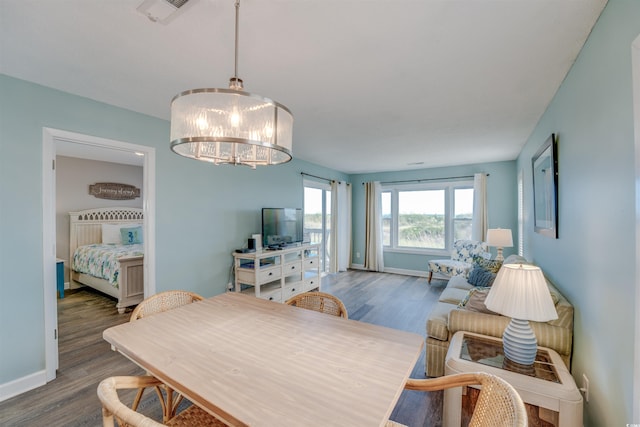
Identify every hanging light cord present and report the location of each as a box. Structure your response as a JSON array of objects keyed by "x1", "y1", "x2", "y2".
[
  {"x1": 234, "y1": 0, "x2": 240, "y2": 80},
  {"x1": 229, "y1": 0, "x2": 243, "y2": 90}
]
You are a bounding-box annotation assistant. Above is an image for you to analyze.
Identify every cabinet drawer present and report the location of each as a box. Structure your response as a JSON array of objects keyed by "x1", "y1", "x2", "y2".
[
  {"x1": 283, "y1": 261, "x2": 302, "y2": 275},
  {"x1": 305, "y1": 276, "x2": 320, "y2": 291},
  {"x1": 304, "y1": 257, "x2": 318, "y2": 269},
  {"x1": 258, "y1": 266, "x2": 281, "y2": 283},
  {"x1": 257, "y1": 286, "x2": 282, "y2": 303},
  {"x1": 282, "y1": 282, "x2": 304, "y2": 300}
]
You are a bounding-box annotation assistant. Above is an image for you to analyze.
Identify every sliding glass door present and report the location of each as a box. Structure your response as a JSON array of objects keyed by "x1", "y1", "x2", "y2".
[{"x1": 303, "y1": 180, "x2": 331, "y2": 273}]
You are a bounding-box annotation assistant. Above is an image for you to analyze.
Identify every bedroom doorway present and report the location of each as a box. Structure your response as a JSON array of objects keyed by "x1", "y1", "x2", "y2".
[{"x1": 42, "y1": 128, "x2": 156, "y2": 382}]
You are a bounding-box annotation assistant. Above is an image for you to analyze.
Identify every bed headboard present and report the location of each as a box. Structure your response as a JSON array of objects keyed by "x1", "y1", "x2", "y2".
[{"x1": 69, "y1": 207, "x2": 144, "y2": 263}]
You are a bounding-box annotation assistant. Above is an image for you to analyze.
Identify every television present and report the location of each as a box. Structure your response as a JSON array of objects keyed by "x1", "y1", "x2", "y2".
[{"x1": 262, "y1": 208, "x2": 304, "y2": 248}]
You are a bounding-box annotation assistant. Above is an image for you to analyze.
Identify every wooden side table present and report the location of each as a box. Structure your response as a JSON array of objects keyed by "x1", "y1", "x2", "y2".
[{"x1": 444, "y1": 331, "x2": 582, "y2": 427}]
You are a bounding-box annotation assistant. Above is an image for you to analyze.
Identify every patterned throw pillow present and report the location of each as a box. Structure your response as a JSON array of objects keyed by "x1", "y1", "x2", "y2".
[
  {"x1": 467, "y1": 265, "x2": 497, "y2": 287},
  {"x1": 120, "y1": 226, "x2": 143, "y2": 245},
  {"x1": 457, "y1": 287, "x2": 497, "y2": 314},
  {"x1": 472, "y1": 255, "x2": 503, "y2": 273}
]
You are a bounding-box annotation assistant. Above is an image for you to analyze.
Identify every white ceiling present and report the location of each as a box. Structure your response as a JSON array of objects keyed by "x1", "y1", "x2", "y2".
[{"x1": 0, "y1": 0, "x2": 607, "y2": 174}]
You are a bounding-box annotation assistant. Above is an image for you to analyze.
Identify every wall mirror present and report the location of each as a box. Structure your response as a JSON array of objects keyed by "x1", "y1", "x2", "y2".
[{"x1": 532, "y1": 133, "x2": 558, "y2": 238}]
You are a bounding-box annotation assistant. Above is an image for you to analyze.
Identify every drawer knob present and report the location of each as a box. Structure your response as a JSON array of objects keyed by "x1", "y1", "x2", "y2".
[{"x1": 268, "y1": 272, "x2": 273, "y2": 276}]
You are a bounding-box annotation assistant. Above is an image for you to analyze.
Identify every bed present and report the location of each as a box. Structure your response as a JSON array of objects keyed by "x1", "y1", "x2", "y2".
[{"x1": 69, "y1": 207, "x2": 145, "y2": 314}]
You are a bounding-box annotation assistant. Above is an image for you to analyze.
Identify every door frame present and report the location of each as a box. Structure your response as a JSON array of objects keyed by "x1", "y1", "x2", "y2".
[
  {"x1": 42, "y1": 127, "x2": 156, "y2": 381},
  {"x1": 633, "y1": 32, "x2": 640, "y2": 421}
]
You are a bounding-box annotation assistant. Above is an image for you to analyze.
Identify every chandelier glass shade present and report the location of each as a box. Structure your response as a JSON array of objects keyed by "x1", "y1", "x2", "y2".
[{"x1": 169, "y1": 1, "x2": 293, "y2": 168}]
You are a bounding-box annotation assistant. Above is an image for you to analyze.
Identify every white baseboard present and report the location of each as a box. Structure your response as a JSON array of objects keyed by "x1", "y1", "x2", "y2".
[
  {"x1": 0, "y1": 370, "x2": 46, "y2": 402},
  {"x1": 349, "y1": 263, "x2": 429, "y2": 278}
]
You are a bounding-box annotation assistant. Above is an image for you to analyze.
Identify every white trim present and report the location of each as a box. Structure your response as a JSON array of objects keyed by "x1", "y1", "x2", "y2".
[
  {"x1": 632, "y1": 32, "x2": 640, "y2": 423},
  {"x1": 42, "y1": 129, "x2": 58, "y2": 381},
  {"x1": 42, "y1": 128, "x2": 156, "y2": 385},
  {"x1": 348, "y1": 263, "x2": 430, "y2": 278},
  {"x1": 0, "y1": 371, "x2": 47, "y2": 402}
]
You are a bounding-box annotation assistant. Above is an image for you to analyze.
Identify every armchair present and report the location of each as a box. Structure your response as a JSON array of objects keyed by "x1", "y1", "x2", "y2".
[{"x1": 427, "y1": 240, "x2": 489, "y2": 283}]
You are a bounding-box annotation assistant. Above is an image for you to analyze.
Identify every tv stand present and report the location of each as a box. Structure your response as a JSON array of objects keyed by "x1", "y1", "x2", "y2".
[{"x1": 232, "y1": 243, "x2": 320, "y2": 303}]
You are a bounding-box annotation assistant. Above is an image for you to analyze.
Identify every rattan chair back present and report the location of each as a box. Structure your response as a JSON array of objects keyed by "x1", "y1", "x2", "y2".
[
  {"x1": 97, "y1": 376, "x2": 225, "y2": 427},
  {"x1": 130, "y1": 290, "x2": 204, "y2": 321},
  {"x1": 285, "y1": 291, "x2": 348, "y2": 319},
  {"x1": 128, "y1": 290, "x2": 205, "y2": 422},
  {"x1": 388, "y1": 372, "x2": 527, "y2": 427}
]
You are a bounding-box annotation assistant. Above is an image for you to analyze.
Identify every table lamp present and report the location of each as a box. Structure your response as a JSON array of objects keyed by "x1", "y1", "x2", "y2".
[
  {"x1": 486, "y1": 228, "x2": 513, "y2": 261},
  {"x1": 484, "y1": 263, "x2": 558, "y2": 366}
]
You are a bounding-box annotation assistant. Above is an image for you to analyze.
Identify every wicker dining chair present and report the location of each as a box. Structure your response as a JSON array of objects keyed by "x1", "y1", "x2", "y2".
[
  {"x1": 97, "y1": 376, "x2": 226, "y2": 427},
  {"x1": 129, "y1": 290, "x2": 204, "y2": 321},
  {"x1": 386, "y1": 372, "x2": 527, "y2": 427},
  {"x1": 285, "y1": 291, "x2": 348, "y2": 319},
  {"x1": 129, "y1": 290, "x2": 205, "y2": 422}
]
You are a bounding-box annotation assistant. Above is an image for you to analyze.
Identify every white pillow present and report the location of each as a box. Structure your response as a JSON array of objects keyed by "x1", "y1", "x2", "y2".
[{"x1": 101, "y1": 223, "x2": 142, "y2": 244}]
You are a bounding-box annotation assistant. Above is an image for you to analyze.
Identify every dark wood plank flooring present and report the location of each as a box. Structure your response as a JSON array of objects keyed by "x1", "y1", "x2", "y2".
[{"x1": 0, "y1": 271, "x2": 448, "y2": 427}]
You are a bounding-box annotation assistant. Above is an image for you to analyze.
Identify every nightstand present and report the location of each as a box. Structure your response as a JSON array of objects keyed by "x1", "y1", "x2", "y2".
[
  {"x1": 56, "y1": 258, "x2": 64, "y2": 298},
  {"x1": 444, "y1": 331, "x2": 582, "y2": 427}
]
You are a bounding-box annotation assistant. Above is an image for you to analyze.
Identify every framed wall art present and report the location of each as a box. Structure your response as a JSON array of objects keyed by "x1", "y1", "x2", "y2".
[{"x1": 532, "y1": 133, "x2": 558, "y2": 238}]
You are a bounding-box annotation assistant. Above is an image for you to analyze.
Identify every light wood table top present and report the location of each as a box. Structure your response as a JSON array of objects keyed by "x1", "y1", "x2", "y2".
[{"x1": 103, "y1": 292, "x2": 423, "y2": 427}]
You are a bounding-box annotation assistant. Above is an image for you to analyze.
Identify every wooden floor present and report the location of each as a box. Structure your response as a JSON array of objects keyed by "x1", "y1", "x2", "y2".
[{"x1": 0, "y1": 270, "x2": 448, "y2": 427}]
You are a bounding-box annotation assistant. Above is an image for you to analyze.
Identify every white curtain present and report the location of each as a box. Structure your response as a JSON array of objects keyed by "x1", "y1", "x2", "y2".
[
  {"x1": 329, "y1": 181, "x2": 352, "y2": 273},
  {"x1": 472, "y1": 173, "x2": 488, "y2": 241},
  {"x1": 364, "y1": 181, "x2": 384, "y2": 272}
]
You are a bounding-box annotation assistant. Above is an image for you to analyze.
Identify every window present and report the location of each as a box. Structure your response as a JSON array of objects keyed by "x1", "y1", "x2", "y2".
[{"x1": 382, "y1": 180, "x2": 474, "y2": 253}]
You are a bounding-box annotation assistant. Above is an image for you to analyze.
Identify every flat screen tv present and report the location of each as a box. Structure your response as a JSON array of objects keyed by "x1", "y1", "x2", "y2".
[{"x1": 262, "y1": 208, "x2": 304, "y2": 248}]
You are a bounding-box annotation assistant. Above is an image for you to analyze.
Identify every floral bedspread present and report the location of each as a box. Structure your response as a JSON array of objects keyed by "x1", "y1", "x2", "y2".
[{"x1": 72, "y1": 244, "x2": 143, "y2": 289}]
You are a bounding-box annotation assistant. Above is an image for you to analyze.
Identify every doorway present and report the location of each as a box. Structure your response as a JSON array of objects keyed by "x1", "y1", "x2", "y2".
[
  {"x1": 42, "y1": 128, "x2": 156, "y2": 382},
  {"x1": 303, "y1": 179, "x2": 331, "y2": 273}
]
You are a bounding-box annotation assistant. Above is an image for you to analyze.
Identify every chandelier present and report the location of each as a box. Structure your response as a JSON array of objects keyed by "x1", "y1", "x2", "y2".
[{"x1": 170, "y1": 0, "x2": 293, "y2": 168}]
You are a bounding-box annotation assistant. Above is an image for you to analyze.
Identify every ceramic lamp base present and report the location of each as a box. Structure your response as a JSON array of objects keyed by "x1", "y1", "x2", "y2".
[{"x1": 502, "y1": 318, "x2": 537, "y2": 365}]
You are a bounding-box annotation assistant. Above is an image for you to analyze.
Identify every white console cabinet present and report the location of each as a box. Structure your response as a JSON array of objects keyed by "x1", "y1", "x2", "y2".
[{"x1": 232, "y1": 244, "x2": 321, "y2": 303}]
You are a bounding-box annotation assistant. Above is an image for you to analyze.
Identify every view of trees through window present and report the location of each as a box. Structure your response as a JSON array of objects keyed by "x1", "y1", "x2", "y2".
[{"x1": 382, "y1": 185, "x2": 474, "y2": 250}]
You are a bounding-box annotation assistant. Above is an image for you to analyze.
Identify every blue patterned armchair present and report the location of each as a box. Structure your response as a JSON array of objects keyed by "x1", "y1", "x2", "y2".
[{"x1": 427, "y1": 240, "x2": 489, "y2": 283}]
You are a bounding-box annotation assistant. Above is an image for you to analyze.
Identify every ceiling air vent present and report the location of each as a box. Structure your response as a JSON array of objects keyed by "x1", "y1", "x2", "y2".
[{"x1": 137, "y1": 0, "x2": 191, "y2": 24}]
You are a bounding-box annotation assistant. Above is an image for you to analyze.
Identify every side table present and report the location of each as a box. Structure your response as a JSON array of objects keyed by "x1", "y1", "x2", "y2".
[
  {"x1": 56, "y1": 258, "x2": 64, "y2": 298},
  {"x1": 444, "y1": 331, "x2": 582, "y2": 427}
]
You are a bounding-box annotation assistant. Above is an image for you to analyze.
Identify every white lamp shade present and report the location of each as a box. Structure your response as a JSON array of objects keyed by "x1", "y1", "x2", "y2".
[
  {"x1": 485, "y1": 264, "x2": 558, "y2": 322},
  {"x1": 486, "y1": 228, "x2": 513, "y2": 247}
]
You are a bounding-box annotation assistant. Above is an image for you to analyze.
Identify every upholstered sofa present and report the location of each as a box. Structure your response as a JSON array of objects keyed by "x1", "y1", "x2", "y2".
[{"x1": 425, "y1": 254, "x2": 574, "y2": 377}]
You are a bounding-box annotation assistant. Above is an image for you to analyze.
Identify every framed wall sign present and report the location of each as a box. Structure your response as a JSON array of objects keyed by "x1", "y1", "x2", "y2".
[
  {"x1": 532, "y1": 134, "x2": 558, "y2": 238},
  {"x1": 89, "y1": 182, "x2": 140, "y2": 200}
]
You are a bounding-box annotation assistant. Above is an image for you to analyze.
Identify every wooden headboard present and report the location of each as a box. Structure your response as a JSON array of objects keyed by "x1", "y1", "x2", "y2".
[{"x1": 69, "y1": 207, "x2": 144, "y2": 264}]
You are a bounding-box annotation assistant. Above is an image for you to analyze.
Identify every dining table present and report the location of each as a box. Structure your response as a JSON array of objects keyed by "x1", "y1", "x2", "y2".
[{"x1": 103, "y1": 292, "x2": 424, "y2": 426}]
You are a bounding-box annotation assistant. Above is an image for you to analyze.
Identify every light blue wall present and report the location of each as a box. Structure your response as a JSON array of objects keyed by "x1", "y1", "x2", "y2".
[
  {"x1": 516, "y1": 2, "x2": 640, "y2": 425},
  {"x1": 0, "y1": 74, "x2": 347, "y2": 384},
  {"x1": 350, "y1": 161, "x2": 517, "y2": 272}
]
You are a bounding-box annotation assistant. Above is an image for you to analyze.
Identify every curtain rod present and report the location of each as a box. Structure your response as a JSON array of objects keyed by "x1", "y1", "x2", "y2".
[
  {"x1": 301, "y1": 172, "x2": 350, "y2": 185},
  {"x1": 361, "y1": 173, "x2": 489, "y2": 185}
]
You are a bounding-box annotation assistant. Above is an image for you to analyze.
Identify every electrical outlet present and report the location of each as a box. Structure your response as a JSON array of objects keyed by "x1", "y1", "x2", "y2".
[
  {"x1": 582, "y1": 374, "x2": 589, "y2": 402},
  {"x1": 356, "y1": 252, "x2": 361, "y2": 259}
]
